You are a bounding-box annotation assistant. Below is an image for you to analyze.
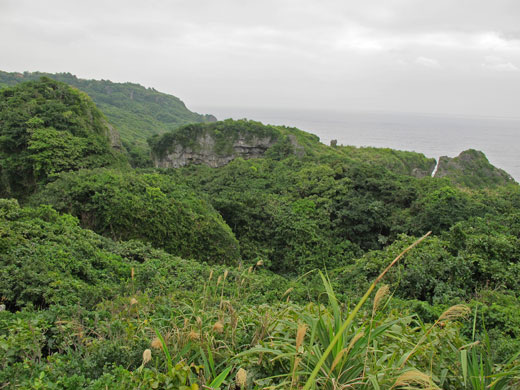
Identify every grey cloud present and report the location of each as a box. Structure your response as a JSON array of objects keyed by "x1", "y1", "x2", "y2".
[
  {"x1": 1, "y1": 0, "x2": 519, "y2": 117},
  {"x1": 482, "y1": 56, "x2": 519, "y2": 72}
]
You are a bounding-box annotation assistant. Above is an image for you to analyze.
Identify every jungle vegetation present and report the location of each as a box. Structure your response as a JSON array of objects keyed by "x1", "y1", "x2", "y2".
[
  {"x1": 0, "y1": 77, "x2": 519, "y2": 389},
  {"x1": 0, "y1": 71, "x2": 215, "y2": 167}
]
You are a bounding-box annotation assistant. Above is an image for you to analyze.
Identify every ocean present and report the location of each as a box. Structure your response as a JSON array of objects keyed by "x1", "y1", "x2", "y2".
[{"x1": 194, "y1": 107, "x2": 520, "y2": 181}]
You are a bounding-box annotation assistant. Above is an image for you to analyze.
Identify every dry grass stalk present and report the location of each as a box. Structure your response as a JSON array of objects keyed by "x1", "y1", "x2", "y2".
[
  {"x1": 373, "y1": 284, "x2": 390, "y2": 314},
  {"x1": 346, "y1": 331, "x2": 365, "y2": 355},
  {"x1": 458, "y1": 340, "x2": 480, "y2": 351},
  {"x1": 364, "y1": 285, "x2": 390, "y2": 379},
  {"x1": 142, "y1": 349, "x2": 152, "y2": 365},
  {"x1": 219, "y1": 271, "x2": 229, "y2": 309},
  {"x1": 375, "y1": 232, "x2": 432, "y2": 285},
  {"x1": 231, "y1": 313, "x2": 239, "y2": 332},
  {"x1": 283, "y1": 287, "x2": 294, "y2": 302},
  {"x1": 252, "y1": 312, "x2": 271, "y2": 347},
  {"x1": 202, "y1": 269, "x2": 214, "y2": 310},
  {"x1": 168, "y1": 327, "x2": 182, "y2": 348},
  {"x1": 392, "y1": 370, "x2": 439, "y2": 390},
  {"x1": 283, "y1": 287, "x2": 294, "y2": 297},
  {"x1": 236, "y1": 368, "x2": 248, "y2": 389},
  {"x1": 223, "y1": 302, "x2": 239, "y2": 346},
  {"x1": 295, "y1": 323, "x2": 307, "y2": 351},
  {"x1": 290, "y1": 324, "x2": 307, "y2": 389},
  {"x1": 291, "y1": 356, "x2": 302, "y2": 389},
  {"x1": 151, "y1": 337, "x2": 162, "y2": 350},
  {"x1": 131, "y1": 267, "x2": 135, "y2": 281},
  {"x1": 401, "y1": 304, "x2": 470, "y2": 368},
  {"x1": 212, "y1": 321, "x2": 224, "y2": 333},
  {"x1": 439, "y1": 304, "x2": 471, "y2": 321},
  {"x1": 188, "y1": 330, "x2": 200, "y2": 340}
]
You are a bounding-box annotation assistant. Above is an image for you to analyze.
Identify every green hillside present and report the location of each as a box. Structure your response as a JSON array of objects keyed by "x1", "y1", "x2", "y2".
[
  {"x1": 32, "y1": 169, "x2": 241, "y2": 265},
  {"x1": 0, "y1": 78, "x2": 127, "y2": 199},
  {"x1": 0, "y1": 71, "x2": 215, "y2": 166}
]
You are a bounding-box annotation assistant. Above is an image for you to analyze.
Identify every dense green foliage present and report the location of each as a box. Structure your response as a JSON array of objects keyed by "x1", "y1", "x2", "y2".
[
  {"x1": 1, "y1": 201, "x2": 518, "y2": 388},
  {"x1": 1, "y1": 77, "x2": 519, "y2": 388},
  {"x1": 337, "y1": 145, "x2": 436, "y2": 177},
  {"x1": 32, "y1": 169, "x2": 240, "y2": 264},
  {"x1": 0, "y1": 199, "x2": 304, "y2": 388},
  {"x1": 0, "y1": 199, "x2": 131, "y2": 310},
  {"x1": 0, "y1": 78, "x2": 126, "y2": 198},
  {"x1": 0, "y1": 71, "x2": 215, "y2": 166},
  {"x1": 170, "y1": 153, "x2": 507, "y2": 272},
  {"x1": 0, "y1": 199, "x2": 291, "y2": 310}
]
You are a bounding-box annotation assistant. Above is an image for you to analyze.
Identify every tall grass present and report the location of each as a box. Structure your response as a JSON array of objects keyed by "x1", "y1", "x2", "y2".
[
  {"x1": 239, "y1": 232, "x2": 442, "y2": 389},
  {"x1": 124, "y1": 232, "x2": 519, "y2": 388},
  {"x1": 457, "y1": 305, "x2": 520, "y2": 389},
  {"x1": 302, "y1": 232, "x2": 432, "y2": 390}
]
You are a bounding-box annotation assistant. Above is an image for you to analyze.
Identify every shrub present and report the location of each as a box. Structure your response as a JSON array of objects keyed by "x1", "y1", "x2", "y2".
[{"x1": 33, "y1": 170, "x2": 240, "y2": 264}]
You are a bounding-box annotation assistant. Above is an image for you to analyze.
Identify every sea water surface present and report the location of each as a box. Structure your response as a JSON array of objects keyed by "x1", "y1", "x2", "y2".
[{"x1": 194, "y1": 107, "x2": 520, "y2": 181}]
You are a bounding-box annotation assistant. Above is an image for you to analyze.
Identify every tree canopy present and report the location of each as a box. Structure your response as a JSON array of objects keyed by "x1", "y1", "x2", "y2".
[{"x1": 0, "y1": 78, "x2": 126, "y2": 198}]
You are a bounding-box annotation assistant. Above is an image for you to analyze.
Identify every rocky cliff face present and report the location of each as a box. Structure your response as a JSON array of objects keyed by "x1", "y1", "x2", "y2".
[
  {"x1": 101, "y1": 118, "x2": 124, "y2": 151},
  {"x1": 153, "y1": 132, "x2": 277, "y2": 168},
  {"x1": 434, "y1": 149, "x2": 515, "y2": 187},
  {"x1": 152, "y1": 121, "x2": 516, "y2": 188},
  {"x1": 411, "y1": 165, "x2": 436, "y2": 178}
]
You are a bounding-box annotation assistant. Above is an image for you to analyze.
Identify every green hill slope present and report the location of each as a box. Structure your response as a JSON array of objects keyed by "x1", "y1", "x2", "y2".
[
  {"x1": 0, "y1": 71, "x2": 215, "y2": 165},
  {"x1": 0, "y1": 78, "x2": 127, "y2": 198},
  {"x1": 2, "y1": 73, "x2": 520, "y2": 388},
  {"x1": 0, "y1": 198, "x2": 286, "y2": 311},
  {"x1": 32, "y1": 169, "x2": 241, "y2": 264}
]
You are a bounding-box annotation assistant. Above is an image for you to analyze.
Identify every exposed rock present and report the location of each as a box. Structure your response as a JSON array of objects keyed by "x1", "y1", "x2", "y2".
[
  {"x1": 102, "y1": 119, "x2": 123, "y2": 151},
  {"x1": 154, "y1": 132, "x2": 278, "y2": 168},
  {"x1": 288, "y1": 134, "x2": 305, "y2": 157},
  {"x1": 150, "y1": 119, "x2": 311, "y2": 168},
  {"x1": 411, "y1": 165, "x2": 436, "y2": 178},
  {"x1": 204, "y1": 114, "x2": 218, "y2": 122}
]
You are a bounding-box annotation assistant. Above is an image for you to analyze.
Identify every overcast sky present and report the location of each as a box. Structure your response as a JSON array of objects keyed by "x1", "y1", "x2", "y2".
[{"x1": 1, "y1": 0, "x2": 520, "y2": 118}]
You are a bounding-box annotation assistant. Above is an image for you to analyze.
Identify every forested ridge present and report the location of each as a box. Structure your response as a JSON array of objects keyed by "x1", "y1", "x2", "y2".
[
  {"x1": 0, "y1": 77, "x2": 519, "y2": 389},
  {"x1": 0, "y1": 71, "x2": 215, "y2": 167}
]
